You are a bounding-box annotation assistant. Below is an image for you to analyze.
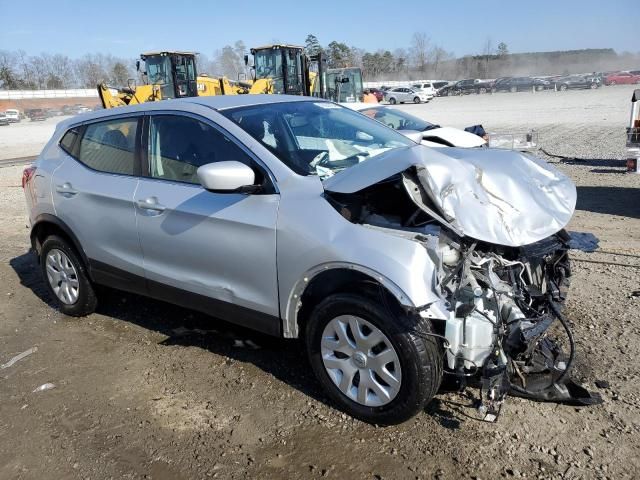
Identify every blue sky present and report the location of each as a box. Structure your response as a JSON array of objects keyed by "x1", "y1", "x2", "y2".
[{"x1": 0, "y1": 0, "x2": 637, "y2": 58}]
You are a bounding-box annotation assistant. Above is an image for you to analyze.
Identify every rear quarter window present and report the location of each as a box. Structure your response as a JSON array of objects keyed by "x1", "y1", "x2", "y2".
[{"x1": 60, "y1": 128, "x2": 79, "y2": 156}]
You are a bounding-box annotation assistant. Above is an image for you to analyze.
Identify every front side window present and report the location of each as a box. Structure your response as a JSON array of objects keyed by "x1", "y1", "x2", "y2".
[
  {"x1": 148, "y1": 115, "x2": 258, "y2": 185},
  {"x1": 78, "y1": 118, "x2": 138, "y2": 175},
  {"x1": 222, "y1": 101, "x2": 414, "y2": 179}
]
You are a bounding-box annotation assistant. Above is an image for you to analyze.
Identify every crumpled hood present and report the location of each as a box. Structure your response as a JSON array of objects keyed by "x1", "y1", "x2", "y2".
[{"x1": 323, "y1": 145, "x2": 576, "y2": 247}]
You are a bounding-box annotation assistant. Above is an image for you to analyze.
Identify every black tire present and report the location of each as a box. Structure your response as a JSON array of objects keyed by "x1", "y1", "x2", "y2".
[
  {"x1": 590, "y1": 82, "x2": 597, "y2": 89},
  {"x1": 40, "y1": 235, "x2": 97, "y2": 316},
  {"x1": 560, "y1": 84, "x2": 567, "y2": 91},
  {"x1": 478, "y1": 87, "x2": 486, "y2": 94},
  {"x1": 305, "y1": 293, "x2": 442, "y2": 425},
  {"x1": 389, "y1": 97, "x2": 396, "y2": 105},
  {"x1": 610, "y1": 80, "x2": 616, "y2": 86},
  {"x1": 510, "y1": 86, "x2": 517, "y2": 93},
  {"x1": 413, "y1": 96, "x2": 421, "y2": 104}
]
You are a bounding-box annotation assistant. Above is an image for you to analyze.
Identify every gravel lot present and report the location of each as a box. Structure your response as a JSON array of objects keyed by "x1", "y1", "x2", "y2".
[{"x1": 0, "y1": 85, "x2": 638, "y2": 480}]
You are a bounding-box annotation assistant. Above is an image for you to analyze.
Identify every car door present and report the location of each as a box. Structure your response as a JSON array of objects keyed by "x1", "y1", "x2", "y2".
[
  {"x1": 52, "y1": 115, "x2": 145, "y2": 291},
  {"x1": 134, "y1": 112, "x2": 281, "y2": 334}
]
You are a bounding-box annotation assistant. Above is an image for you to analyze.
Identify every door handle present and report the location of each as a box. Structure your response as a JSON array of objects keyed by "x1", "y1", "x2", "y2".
[
  {"x1": 135, "y1": 197, "x2": 166, "y2": 212},
  {"x1": 55, "y1": 182, "x2": 78, "y2": 197}
]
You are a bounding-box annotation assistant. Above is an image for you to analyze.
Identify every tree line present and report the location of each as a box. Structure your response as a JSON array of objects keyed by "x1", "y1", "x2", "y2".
[{"x1": 1, "y1": 34, "x2": 638, "y2": 90}]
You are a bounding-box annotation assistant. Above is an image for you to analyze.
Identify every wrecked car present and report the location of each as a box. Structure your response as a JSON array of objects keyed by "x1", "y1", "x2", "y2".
[
  {"x1": 344, "y1": 102, "x2": 487, "y2": 148},
  {"x1": 23, "y1": 95, "x2": 597, "y2": 425}
]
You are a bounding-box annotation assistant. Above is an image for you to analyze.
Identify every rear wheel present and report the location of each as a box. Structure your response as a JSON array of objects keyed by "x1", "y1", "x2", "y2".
[
  {"x1": 590, "y1": 82, "x2": 598, "y2": 89},
  {"x1": 510, "y1": 86, "x2": 517, "y2": 93},
  {"x1": 413, "y1": 96, "x2": 421, "y2": 104},
  {"x1": 560, "y1": 84, "x2": 568, "y2": 91},
  {"x1": 610, "y1": 80, "x2": 616, "y2": 85},
  {"x1": 40, "y1": 235, "x2": 97, "y2": 316},
  {"x1": 306, "y1": 293, "x2": 442, "y2": 425},
  {"x1": 389, "y1": 97, "x2": 397, "y2": 105},
  {"x1": 478, "y1": 87, "x2": 487, "y2": 94}
]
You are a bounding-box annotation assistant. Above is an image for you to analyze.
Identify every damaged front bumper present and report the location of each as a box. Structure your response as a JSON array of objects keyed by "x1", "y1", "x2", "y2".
[{"x1": 433, "y1": 231, "x2": 602, "y2": 421}]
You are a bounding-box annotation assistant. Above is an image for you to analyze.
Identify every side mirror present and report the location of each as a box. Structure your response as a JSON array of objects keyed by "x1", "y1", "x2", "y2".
[
  {"x1": 244, "y1": 54, "x2": 249, "y2": 66},
  {"x1": 197, "y1": 161, "x2": 257, "y2": 193},
  {"x1": 135, "y1": 60, "x2": 140, "y2": 72}
]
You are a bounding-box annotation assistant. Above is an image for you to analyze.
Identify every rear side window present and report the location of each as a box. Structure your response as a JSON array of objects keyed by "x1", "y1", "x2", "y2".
[
  {"x1": 60, "y1": 128, "x2": 79, "y2": 156},
  {"x1": 78, "y1": 118, "x2": 138, "y2": 175}
]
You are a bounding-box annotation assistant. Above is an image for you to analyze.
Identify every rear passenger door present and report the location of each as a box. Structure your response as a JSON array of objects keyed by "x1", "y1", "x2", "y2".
[
  {"x1": 134, "y1": 113, "x2": 281, "y2": 334},
  {"x1": 52, "y1": 115, "x2": 145, "y2": 291}
]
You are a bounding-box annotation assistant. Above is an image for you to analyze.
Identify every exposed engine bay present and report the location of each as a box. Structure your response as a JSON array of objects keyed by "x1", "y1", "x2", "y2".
[{"x1": 325, "y1": 168, "x2": 602, "y2": 421}]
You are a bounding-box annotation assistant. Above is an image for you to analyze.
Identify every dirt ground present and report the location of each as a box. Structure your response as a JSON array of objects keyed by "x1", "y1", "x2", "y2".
[{"x1": 0, "y1": 85, "x2": 639, "y2": 480}]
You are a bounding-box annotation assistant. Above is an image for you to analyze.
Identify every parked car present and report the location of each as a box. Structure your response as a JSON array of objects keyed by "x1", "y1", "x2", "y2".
[
  {"x1": 436, "y1": 83, "x2": 456, "y2": 97},
  {"x1": 27, "y1": 109, "x2": 47, "y2": 121},
  {"x1": 554, "y1": 75, "x2": 600, "y2": 91},
  {"x1": 384, "y1": 87, "x2": 431, "y2": 104},
  {"x1": 367, "y1": 88, "x2": 385, "y2": 103},
  {"x1": 411, "y1": 82, "x2": 437, "y2": 99},
  {"x1": 0, "y1": 112, "x2": 9, "y2": 126},
  {"x1": 5, "y1": 109, "x2": 20, "y2": 123},
  {"x1": 345, "y1": 103, "x2": 486, "y2": 148},
  {"x1": 494, "y1": 77, "x2": 549, "y2": 92},
  {"x1": 604, "y1": 72, "x2": 640, "y2": 85},
  {"x1": 431, "y1": 81, "x2": 449, "y2": 92},
  {"x1": 449, "y1": 79, "x2": 493, "y2": 95},
  {"x1": 23, "y1": 95, "x2": 591, "y2": 424}
]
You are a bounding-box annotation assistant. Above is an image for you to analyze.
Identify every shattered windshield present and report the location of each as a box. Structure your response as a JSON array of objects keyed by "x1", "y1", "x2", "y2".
[
  {"x1": 222, "y1": 101, "x2": 414, "y2": 178},
  {"x1": 359, "y1": 106, "x2": 438, "y2": 132}
]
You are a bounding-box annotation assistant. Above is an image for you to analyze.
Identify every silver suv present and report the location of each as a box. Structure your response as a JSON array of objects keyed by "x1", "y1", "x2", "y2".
[{"x1": 23, "y1": 95, "x2": 586, "y2": 424}]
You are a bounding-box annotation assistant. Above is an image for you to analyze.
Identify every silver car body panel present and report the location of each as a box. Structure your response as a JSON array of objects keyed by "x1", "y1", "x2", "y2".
[
  {"x1": 274, "y1": 175, "x2": 445, "y2": 338},
  {"x1": 323, "y1": 144, "x2": 576, "y2": 247}
]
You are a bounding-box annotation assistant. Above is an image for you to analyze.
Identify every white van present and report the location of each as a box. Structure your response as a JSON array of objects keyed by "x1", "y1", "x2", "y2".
[
  {"x1": 5, "y1": 109, "x2": 20, "y2": 123},
  {"x1": 411, "y1": 82, "x2": 437, "y2": 99}
]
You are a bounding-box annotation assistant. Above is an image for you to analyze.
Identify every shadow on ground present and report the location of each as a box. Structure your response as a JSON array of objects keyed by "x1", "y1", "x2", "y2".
[
  {"x1": 9, "y1": 251, "x2": 467, "y2": 428},
  {"x1": 576, "y1": 186, "x2": 640, "y2": 219}
]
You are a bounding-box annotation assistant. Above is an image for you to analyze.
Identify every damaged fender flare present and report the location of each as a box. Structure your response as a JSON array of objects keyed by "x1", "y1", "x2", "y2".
[{"x1": 283, "y1": 262, "x2": 419, "y2": 338}]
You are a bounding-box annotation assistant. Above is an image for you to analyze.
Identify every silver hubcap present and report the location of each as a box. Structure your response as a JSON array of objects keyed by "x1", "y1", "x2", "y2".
[
  {"x1": 45, "y1": 249, "x2": 79, "y2": 304},
  {"x1": 321, "y1": 315, "x2": 401, "y2": 407}
]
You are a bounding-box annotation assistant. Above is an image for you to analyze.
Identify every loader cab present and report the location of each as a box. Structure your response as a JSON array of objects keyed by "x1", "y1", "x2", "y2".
[
  {"x1": 140, "y1": 51, "x2": 198, "y2": 99},
  {"x1": 250, "y1": 44, "x2": 308, "y2": 96},
  {"x1": 326, "y1": 67, "x2": 364, "y2": 103}
]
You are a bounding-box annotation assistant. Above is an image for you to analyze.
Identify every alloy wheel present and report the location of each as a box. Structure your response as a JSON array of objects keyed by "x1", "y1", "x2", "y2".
[{"x1": 45, "y1": 248, "x2": 80, "y2": 304}]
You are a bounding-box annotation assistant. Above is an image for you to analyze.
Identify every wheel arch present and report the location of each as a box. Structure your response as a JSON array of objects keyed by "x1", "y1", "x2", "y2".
[
  {"x1": 283, "y1": 263, "x2": 417, "y2": 339},
  {"x1": 30, "y1": 214, "x2": 91, "y2": 277}
]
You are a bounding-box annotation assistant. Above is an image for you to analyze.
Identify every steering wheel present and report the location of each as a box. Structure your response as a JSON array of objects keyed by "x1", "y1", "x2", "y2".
[{"x1": 310, "y1": 151, "x2": 329, "y2": 167}]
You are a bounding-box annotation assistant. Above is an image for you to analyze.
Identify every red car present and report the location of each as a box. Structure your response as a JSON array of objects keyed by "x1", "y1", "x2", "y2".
[
  {"x1": 367, "y1": 88, "x2": 385, "y2": 102},
  {"x1": 604, "y1": 72, "x2": 640, "y2": 86}
]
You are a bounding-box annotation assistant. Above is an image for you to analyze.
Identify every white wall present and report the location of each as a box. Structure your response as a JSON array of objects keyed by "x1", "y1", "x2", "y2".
[{"x1": 0, "y1": 89, "x2": 98, "y2": 100}]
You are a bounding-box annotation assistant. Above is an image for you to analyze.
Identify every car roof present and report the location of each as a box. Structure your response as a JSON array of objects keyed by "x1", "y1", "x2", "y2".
[{"x1": 61, "y1": 94, "x2": 325, "y2": 125}]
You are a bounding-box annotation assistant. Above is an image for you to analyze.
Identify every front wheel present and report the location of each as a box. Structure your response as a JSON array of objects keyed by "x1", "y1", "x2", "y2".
[
  {"x1": 510, "y1": 86, "x2": 517, "y2": 93},
  {"x1": 40, "y1": 235, "x2": 97, "y2": 316},
  {"x1": 590, "y1": 82, "x2": 598, "y2": 89},
  {"x1": 478, "y1": 87, "x2": 486, "y2": 94},
  {"x1": 306, "y1": 293, "x2": 442, "y2": 425},
  {"x1": 560, "y1": 84, "x2": 567, "y2": 91},
  {"x1": 413, "y1": 96, "x2": 421, "y2": 104},
  {"x1": 388, "y1": 97, "x2": 397, "y2": 105}
]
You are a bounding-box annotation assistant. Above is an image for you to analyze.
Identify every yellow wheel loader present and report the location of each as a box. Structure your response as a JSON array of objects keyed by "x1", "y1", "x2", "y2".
[{"x1": 98, "y1": 51, "x2": 243, "y2": 109}]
